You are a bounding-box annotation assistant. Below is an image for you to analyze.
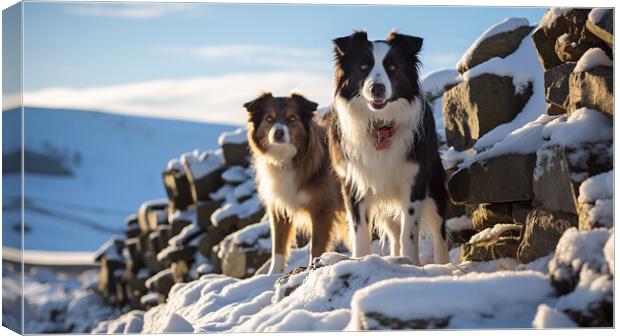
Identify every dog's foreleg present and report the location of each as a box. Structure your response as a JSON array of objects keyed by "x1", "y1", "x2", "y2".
[
  {"x1": 268, "y1": 209, "x2": 293, "y2": 274},
  {"x1": 309, "y1": 206, "x2": 336, "y2": 264},
  {"x1": 384, "y1": 217, "x2": 401, "y2": 257},
  {"x1": 343, "y1": 188, "x2": 371, "y2": 258},
  {"x1": 401, "y1": 178, "x2": 429, "y2": 265},
  {"x1": 400, "y1": 200, "x2": 423, "y2": 265},
  {"x1": 423, "y1": 198, "x2": 450, "y2": 264}
]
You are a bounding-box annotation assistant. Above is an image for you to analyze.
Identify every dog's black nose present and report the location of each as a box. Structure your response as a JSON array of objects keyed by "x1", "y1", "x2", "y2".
[
  {"x1": 370, "y1": 83, "x2": 386, "y2": 98},
  {"x1": 273, "y1": 128, "x2": 285, "y2": 141}
]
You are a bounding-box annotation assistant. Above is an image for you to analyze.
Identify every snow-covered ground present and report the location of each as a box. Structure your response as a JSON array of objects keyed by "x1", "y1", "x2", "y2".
[
  {"x1": 92, "y1": 215, "x2": 611, "y2": 333},
  {"x1": 93, "y1": 245, "x2": 585, "y2": 333},
  {"x1": 2, "y1": 262, "x2": 121, "y2": 334},
  {"x1": 2, "y1": 107, "x2": 234, "y2": 252}
]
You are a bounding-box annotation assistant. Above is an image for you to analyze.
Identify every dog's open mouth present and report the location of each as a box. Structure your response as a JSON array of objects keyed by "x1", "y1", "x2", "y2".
[{"x1": 367, "y1": 98, "x2": 388, "y2": 110}]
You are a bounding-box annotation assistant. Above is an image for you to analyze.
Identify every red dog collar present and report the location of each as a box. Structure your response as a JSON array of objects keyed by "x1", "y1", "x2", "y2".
[{"x1": 373, "y1": 124, "x2": 399, "y2": 150}]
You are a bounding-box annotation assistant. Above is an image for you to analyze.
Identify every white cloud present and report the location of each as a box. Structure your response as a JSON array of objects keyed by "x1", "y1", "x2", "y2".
[
  {"x1": 65, "y1": 3, "x2": 193, "y2": 19},
  {"x1": 159, "y1": 44, "x2": 332, "y2": 72},
  {"x1": 22, "y1": 71, "x2": 333, "y2": 126}
]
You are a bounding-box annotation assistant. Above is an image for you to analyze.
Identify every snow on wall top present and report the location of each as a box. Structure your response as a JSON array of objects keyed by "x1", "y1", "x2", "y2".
[
  {"x1": 349, "y1": 271, "x2": 553, "y2": 329},
  {"x1": 578, "y1": 171, "x2": 612, "y2": 204},
  {"x1": 549, "y1": 228, "x2": 611, "y2": 277},
  {"x1": 541, "y1": 108, "x2": 613, "y2": 147},
  {"x1": 180, "y1": 149, "x2": 224, "y2": 179},
  {"x1": 538, "y1": 7, "x2": 572, "y2": 29},
  {"x1": 445, "y1": 215, "x2": 474, "y2": 232},
  {"x1": 218, "y1": 127, "x2": 248, "y2": 146},
  {"x1": 573, "y1": 47, "x2": 613, "y2": 72},
  {"x1": 166, "y1": 158, "x2": 184, "y2": 172},
  {"x1": 469, "y1": 223, "x2": 522, "y2": 244},
  {"x1": 221, "y1": 165, "x2": 249, "y2": 183},
  {"x1": 421, "y1": 69, "x2": 463, "y2": 98},
  {"x1": 460, "y1": 114, "x2": 557, "y2": 169},
  {"x1": 463, "y1": 29, "x2": 546, "y2": 151},
  {"x1": 456, "y1": 17, "x2": 530, "y2": 71}
]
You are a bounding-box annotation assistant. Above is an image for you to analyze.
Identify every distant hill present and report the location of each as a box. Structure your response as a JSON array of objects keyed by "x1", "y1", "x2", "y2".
[{"x1": 2, "y1": 107, "x2": 236, "y2": 252}]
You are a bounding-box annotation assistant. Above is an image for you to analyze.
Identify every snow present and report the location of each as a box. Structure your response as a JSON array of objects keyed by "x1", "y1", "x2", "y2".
[
  {"x1": 457, "y1": 17, "x2": 530, "y2": 72},
  {"x1": 233, "y1": 179, "x2": 257, "y2": 200},
  {"x1": 516, "y1": 253, "x2": 554, "y2": 274},
  {"x1": 92, "y1": 310, "x2": 145, "y2": 334},
  {"x1": 232, "y1": 254, "x2": 454, "y2": 332},
  {"x1": 439, "y1": 146, "x2": 472, "y2": 170},
  {"x1": 94, "y1": 249, "x2": 565, "y2": 333},
  {"x1": 542, "y1": 108, "x2": 613, "y2": 147},
  {"x1": 145, "y1": 269, "x2": 173, "y2": 290},
  {"x1": 460, "y1": 114, "x2": 557, "y2": 168},
  {"x1": 538, "y1": 7, "x2": 572, "y2": 29},
  {"x1": 445, "y1": 215, "x2": 473, "y2": 232},
  {"x1": 577, "y1": 171, "x2": 613, "y2": 204},
  {"x1": 588, "y1": 8, "x2": 610, "y2": 24},
  {"x1": 160, "y1": 313, "x2": 194, "y2": 332},
  {"x1": 93, "y1": 237, "x2": 124, "y2": 262},
  {"x1": 532, "y1": 304, "x2": 577, "y2": 328},
  {"x1": 573, "y1": 47, "x2": 612, "y2": 72},
  {"x1": 209, "y1": 184, "x2": 235, "y2": 202},
  {"x1": 549, "y1": 228, "x2": 611, "y2": 281},
  {"x1": 2, "y1": 263, "x2": 120, "y2": 334},
  {"x1": 218, "y1": 127, "x2": 248, "y2": 146},
  {"x1": 554, "y1": 265, "x2": 612, "y2": 312},
  {"x1": 2, "y1": 247, "x2": 95, "y2": 266},
  {"x1": 180, "y1": 150, "x2": 224, "y2": 180},
  {"x1": 462, "y1": 29, "x2": 546, "y2": 152},
  {"x1": 168, "y1": 207, "x2": 196, "y2": 225},
  {"x1": 577, "y1": 171, "x2": 613, "y2": 229},
  {"x1": 166, "y1": 158, "x2": 183, "y2": 172},
  {"x1": 349, "y1": 271, "x2": 553, "y2": 329},
  {"x1": 469, "y1": 224, "x2": 521, "y2": 244},
  {"x1": 421, "y1": 69, "x2": 462, "y2": 98},
  {"x1": 222, "y1": 165, "x2": 248, "y2": 183},
  {"x1": 211, "y1": 194, "x2": 262, "y2": 225},
  {"x1": 3, "y1": 107, "x2": 234, "y2": 252},
  {"x1": 230, "y1": 221, "x2": 271, "y2": 251},
  {"x1": 168, "y1": 223, "x2": 203, "y2": 248}
]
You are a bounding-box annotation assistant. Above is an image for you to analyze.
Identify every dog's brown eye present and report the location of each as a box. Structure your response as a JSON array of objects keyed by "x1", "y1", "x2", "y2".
[
  {"x1": 360, "y1": 63, "x2": 369, "y2": 71},
  {"x1": 265, "y1": 116, "x2": 274, "y2": 123},
  {"x1": 387, "y1": 64, "x2": 396, "y2": 71},
  {"x1": 288, "y1": 116, "x2": 297, "y2": 123}
]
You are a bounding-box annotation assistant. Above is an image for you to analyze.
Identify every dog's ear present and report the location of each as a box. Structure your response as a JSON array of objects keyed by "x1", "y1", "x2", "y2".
[
  {"x1": 243, "y1": 92, "x2": 273, "y2": 115},
  {"x1": 290, "y1": 93, "x2": 318, "y2": 115},
  {"x1": 333, "y1": 30, "x2": 368, "y2": 57},
  {"x1": 387, "y1": 31, "x2": 423, "y2": 56}
]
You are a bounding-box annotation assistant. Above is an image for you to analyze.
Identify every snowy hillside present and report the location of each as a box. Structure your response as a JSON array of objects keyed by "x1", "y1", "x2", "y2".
[{"x1": 2, "y1": 107, "x2": 234, "y2": 252}]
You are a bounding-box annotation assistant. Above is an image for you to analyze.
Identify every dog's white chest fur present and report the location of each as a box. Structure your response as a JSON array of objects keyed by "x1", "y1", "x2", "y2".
[
  {"x1": 334, "y1": 96, "x2": 422, "y2": 201},
  {"x1": 255, "y1": 158, "x2": 310, "y2": 213}
]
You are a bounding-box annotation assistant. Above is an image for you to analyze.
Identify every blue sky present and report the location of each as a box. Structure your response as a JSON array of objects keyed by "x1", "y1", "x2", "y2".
[{"x1": 18, "y1": 2, "x2": 547, "y2": 124}]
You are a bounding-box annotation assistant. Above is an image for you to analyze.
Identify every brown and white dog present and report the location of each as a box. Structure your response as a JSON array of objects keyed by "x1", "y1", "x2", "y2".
[{"x1": 244, "y1": 92, "x2": 348, "y2": 274}]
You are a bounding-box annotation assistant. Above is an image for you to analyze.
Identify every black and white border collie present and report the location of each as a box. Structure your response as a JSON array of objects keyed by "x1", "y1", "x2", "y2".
[{"x1": 326, "y1": 30, "x2": 449, "y2": 265}]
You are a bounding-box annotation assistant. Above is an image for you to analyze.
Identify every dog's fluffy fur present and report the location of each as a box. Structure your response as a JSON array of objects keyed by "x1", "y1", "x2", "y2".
[
  {"x1": 245, "y1": 92, "x2": 348, "y2": 274},
  {"x1": 326, "y1": 30, "x2": 449, "y2": 265}
]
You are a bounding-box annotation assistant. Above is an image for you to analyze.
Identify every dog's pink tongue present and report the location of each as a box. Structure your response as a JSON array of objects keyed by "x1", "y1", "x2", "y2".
[
  {"x1": 375, "y1": 139, "x2": 390, "y2": 150},
  {"x1": 373, "y1": 99, "x2": 385, "y2": 105}
]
